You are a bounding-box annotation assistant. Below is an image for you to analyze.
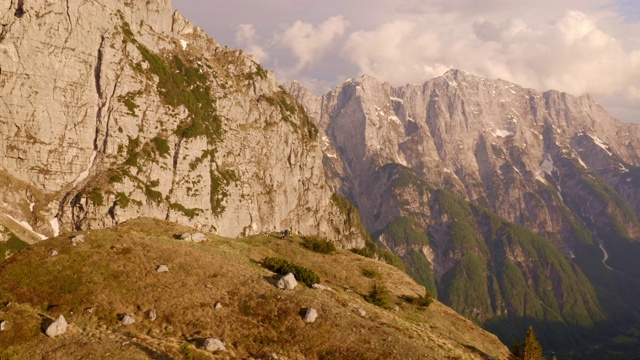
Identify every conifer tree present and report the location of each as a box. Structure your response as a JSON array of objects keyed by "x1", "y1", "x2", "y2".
[
  {"x1": 522, "y1": 325, "x2": 544, "y2": 360},
  {"x1": 509, "y1": 325, "x2": 546, "y2": 360}
]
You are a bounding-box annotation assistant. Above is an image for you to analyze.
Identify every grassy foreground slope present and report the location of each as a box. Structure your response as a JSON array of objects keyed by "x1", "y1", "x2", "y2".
[{"x1": 0, "y1": 218, "x2": 509, "y2": 359}]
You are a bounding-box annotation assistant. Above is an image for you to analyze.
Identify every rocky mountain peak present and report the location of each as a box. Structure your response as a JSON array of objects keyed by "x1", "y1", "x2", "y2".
[
  {"x1": 288, "y1": 69, "x2": 640, "y2": 355},
  {"x1": 0, "y1": 0, "x2": 367, "y2": 247}
]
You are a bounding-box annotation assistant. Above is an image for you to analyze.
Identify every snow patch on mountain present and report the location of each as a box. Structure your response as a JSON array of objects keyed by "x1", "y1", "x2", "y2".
[
  {"x1": 589, "y1": 135, "x2": 613, "y2": 156},
  {"x1": 492, "y1": 129, "x2": 514, "y2": 138},
  {"x1": 5, "y1": 214, "x2": 47, "y2": 240},
  {"x1": 541, "y1": 154, "x2": 556, "y2": 176}
]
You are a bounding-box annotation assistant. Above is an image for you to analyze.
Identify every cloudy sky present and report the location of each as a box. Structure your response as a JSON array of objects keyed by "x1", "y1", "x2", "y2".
[{"x1": 173, "y1": 0, "x2": 640, "y2": 122}]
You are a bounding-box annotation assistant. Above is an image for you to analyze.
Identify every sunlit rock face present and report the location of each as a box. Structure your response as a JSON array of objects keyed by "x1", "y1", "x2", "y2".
[
  {"x1": 0, "y1": 0, "x2": 365, "y2": 248},
  {"x1": 288, "y1": 70, "x2": 640, "y2": 351}
]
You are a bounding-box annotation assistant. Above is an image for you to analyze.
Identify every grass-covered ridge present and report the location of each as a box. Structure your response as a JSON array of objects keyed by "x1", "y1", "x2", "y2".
[
  {"x1": 0, "y1": 226, "x2": 28, "y2": 263},
  {"x1": 0, "y1": 218, "x2": 510, "y2": 360}
]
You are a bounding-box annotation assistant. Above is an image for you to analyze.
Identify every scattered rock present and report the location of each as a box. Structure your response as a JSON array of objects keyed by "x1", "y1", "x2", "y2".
[
  {"x1": 85, "y1": 307, "x2": 95, "y2": 313},
  {"x1": 148, "y1": 309, "x2": 157, "y2": 321},
  {"x1": 49, "y1": 248, "x2": 58, "y2": 256},
  {"x1": 0, "y1": 320, "x2": 6, "y2": 331},
  {"x1": 303, "y1": 307, "x2": 318, "y2": 323},
  {"x1": 356, "y1": 308, "x2": 367, "y2": 317},
  {"x1": 190, "y1": 232, "x2": 206, "y2": 243},
  {"x1": 4, "y1": 302, "x2": 11, "y2": 309},
  {"x1": 121, "y1": 314, "x2": 135, "y2": 325},
  {"x1": 214, "y1": 302, "x2": 222, "y2": 310},
  {"x1": 156, "y1": 264, "x2": 169, "y2": 273},
  {"x1": 275, "y1": 273, "x2": 297, "y2": 290},
  {"x1": 312, "y1": 283, "x2": 331, "y2": 291},
  {"x1": 70, "y1": 234, "x2": 85, "y2": 246},
  {"x1": 180, "y1": 232, "x2": 206, "y2": 243},
  {"x1": 392, "y1": 305, "x2": 400, "y2": 312},
  {"x1": 45, "y1": 315, "x2": 68, "y2": 337},
  {"x1": 203, "y1": 338, "x2": 226, "y2": 352}
]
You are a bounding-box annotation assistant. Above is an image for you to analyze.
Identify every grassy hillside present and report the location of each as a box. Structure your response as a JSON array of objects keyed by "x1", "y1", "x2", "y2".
[{"x1": 0, "y1": 218, "x2": 509, "y2": 359}]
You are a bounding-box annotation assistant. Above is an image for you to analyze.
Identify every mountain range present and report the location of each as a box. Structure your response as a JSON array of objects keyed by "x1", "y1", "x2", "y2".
[
  {"x1": 1, "y1": 0, "x2": 640, "y2": 358},
  {"x1": 287, "y1": 70, "x2": 640, "y2": 357}
]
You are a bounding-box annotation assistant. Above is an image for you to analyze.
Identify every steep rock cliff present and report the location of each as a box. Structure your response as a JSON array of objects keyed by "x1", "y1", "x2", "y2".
[
  {"x1": 0, "y1": 0, "x2": 365, "y2": 247},
  {"x1": 288, "y1": 70, "x2": 640, "y2": 355}
]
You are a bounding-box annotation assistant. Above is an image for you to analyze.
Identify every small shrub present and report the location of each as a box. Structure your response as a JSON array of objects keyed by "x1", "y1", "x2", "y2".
[
  {"x1": 361, "y1": 268, "x2": 380, "y2": 279},
  {"x1": 400, "y1": 291, "x2": 434, "y2": 309},
  {"x1": 301, "y1": 236, "x2": 336, "y2": 254},
  {"x1": 351, "y1": 239, "x2": 406, "y2": 272},
  {"x1": 151, "y1": 136, "x2": 170, "y2": 158},
  {"x1": 87, "y1": 188, "x2": 104, "y2": 206},
  {"x1": 116, "y1": 192, "x2": 130, "y2": 208},
  {"x1": 179, "y1": 343, "x2": 208, "y2": 360},
  {"x1": 144, "y1": 185, "x2": 163, "y2": 203},
  {"x1": 262, "y1": 257, "x2": 321, "y2": 287},
  {"x1": 363, "y1": 281, "x2": 392, "y2": 308},
  {"x1": 109, "y1": 169, "x2": 124, "y2": 184}
]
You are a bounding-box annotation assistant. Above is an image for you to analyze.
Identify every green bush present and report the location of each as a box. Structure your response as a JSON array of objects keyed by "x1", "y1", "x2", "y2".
[
  {"x1": 351, "y1": 239, "x2": 406, "y2": 272},
  {"x1": 361, "y1": 268, "x2": 380, "y2": 279},
  {"x1": 301, "y1": 236, "x2": 336, "y2": 254},
  {"x1": 363, "y1": 281, "x2": 392, "y2": 308},
  {"x1": 262, "y1": 257, "x2": 321, "y2": 287},
  {"x1": 400, "y1": 291, "x2": 434, "y2": 308},
  {"x1": 87, "y1": 188, "x2": 104, "y2": 206}
]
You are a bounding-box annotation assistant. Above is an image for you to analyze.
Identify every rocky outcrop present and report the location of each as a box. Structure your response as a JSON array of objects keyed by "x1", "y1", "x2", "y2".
[
  {"x1": 203, "y1": 338, "x2": 226, "y2": 352},
  {"x1": 179, "y1": 232, "x2": 206, "y2": 242},
  {"x1": 0, "y1": 0, "x2": 365, "y2": 248},
  {"x1": 121, "y1": 314, "x2": 135, "y2": 325},
  {"x1": 275, "y1": 273, "x2": 297, "y2": 290},
  {"x1": 70, "y1": 235, "x2": 85, "y2": 246},
  {"x1": 303, "y1": 307, "x2": 317, "y2": 323},
  {"x1": 45, "y1": 315, "x2": 68, "y2": 337}
]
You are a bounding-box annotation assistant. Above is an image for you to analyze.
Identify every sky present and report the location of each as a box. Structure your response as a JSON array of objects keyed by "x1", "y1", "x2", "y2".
[{"x1": 172, "y1": 0, "x2": 640, "y2": 122}]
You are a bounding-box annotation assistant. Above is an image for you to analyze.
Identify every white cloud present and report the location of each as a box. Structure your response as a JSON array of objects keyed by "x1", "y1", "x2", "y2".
[
  {"x1": 341, "y1": 10, "x2": 640, "y2": 115},
  {"x1": 235, "y1": 24, "x2": 269, "y2": 62},
  {"x1": 276, "y1": 16, "x2": 349, "y2": 72},
  {"x1": 173, "y1": 0, "x2": 640, "y2": 121}
]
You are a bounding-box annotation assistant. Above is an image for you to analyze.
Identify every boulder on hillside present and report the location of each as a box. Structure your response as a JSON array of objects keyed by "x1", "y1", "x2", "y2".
[
  {"x1": 0, "y1": 320, "x2": 6, "y2": 331},
  {"x1": 312, "y1": 283, "x2": 331, "y2": 291},
  {"x1": 303, "y1": 307, "x2": 318, "y2": 323},
  {"x1": 203, "y1": 338, "x2": 226, "y2": 352},
  {"x1": 121, "y1": 314, "x2": 135, "y2": 325},
  {"x1": 214, "y1": 302, "x2": 222, "y2": 310},
  {"x1": 179, "y1": 232, "x2": 206, "y2": 243},
  {"x1": 156, "y1": 264, "x2": 169, "y2": 272},
  {"x1": 70, "y1": 235, "x2": 85, "y2": 246},
  {"x1": 275, "y1": 273, "x2": 297, "y2": 290},
  {"x1": 45, "y1": 315, "x2": 68, "y2": 337},
  {"x1": 48, "y1": 248, "x2": 58, "y2": 256},
  {"x1": 148, "y1": 309, "x2": 157, "y2": 321}
]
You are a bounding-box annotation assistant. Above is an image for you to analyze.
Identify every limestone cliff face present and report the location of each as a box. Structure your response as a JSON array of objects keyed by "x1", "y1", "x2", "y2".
[
  {"x1": 0, "y1": 0, "x2": 365, "y2": 248},
  {"x1": 289, "y1": 70, "x2": 640, "y2": 352},
  {"x1": 293, "y1": 70, "x2": 640, "y2": 253}
]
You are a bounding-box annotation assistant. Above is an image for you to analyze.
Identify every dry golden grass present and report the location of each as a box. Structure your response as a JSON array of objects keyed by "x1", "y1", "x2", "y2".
[{"x1": 0, "y1": 218, "x2": 510, "y2": 359}]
